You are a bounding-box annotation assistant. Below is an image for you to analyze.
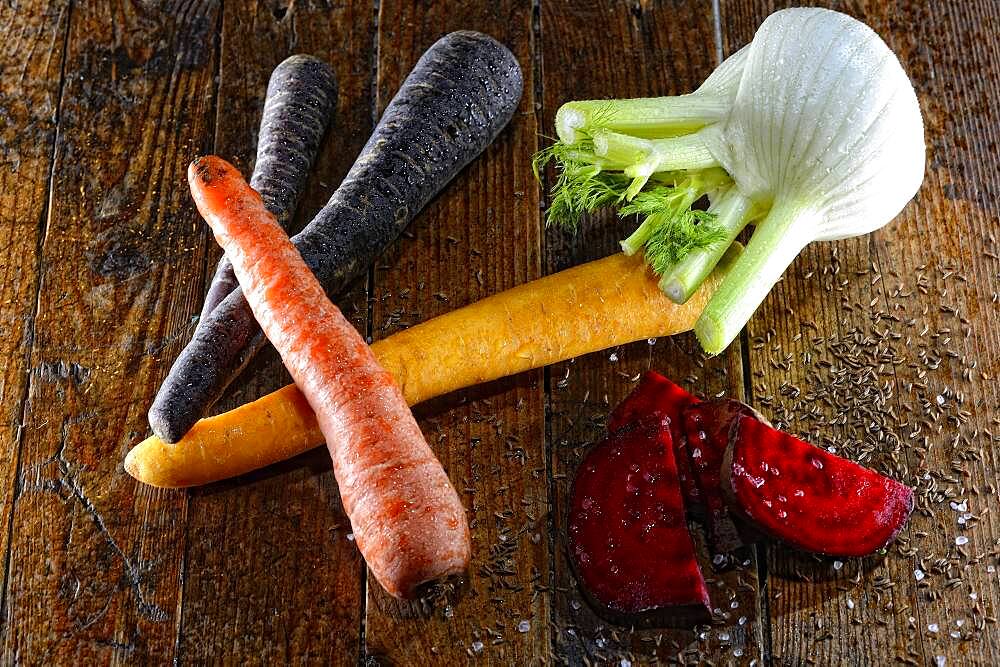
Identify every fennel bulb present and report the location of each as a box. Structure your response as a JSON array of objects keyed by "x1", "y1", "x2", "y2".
[{"x1": 536, "y1": 7, "x2": 925, "y2": 355}]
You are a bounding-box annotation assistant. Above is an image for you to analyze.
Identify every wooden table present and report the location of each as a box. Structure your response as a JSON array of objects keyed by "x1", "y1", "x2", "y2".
[{"x1": 2, "y1": 0, "x2": 998, "y2": 663}]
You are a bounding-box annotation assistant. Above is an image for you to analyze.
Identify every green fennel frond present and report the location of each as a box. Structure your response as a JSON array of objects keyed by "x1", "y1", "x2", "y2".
[{"x1": 643, "y1": 209, "x2": 727, "y2": 275}]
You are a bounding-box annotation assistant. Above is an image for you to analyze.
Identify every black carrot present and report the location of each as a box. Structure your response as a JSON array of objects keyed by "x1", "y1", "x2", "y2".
[
  {"x1": 199, "y1": 54, "x2": 337, "y2": 321},
  {"x1": 150, "y1": 31, "x2": 523, "y2": 443}
]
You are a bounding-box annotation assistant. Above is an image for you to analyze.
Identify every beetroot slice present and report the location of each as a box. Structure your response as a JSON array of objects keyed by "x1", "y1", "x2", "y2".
[
  {"x1": 725, "y1": 415, "x2": 915, "y2": 557},
  {"x1": 683, "y1": 400, "x2": 763, "y2": 555},
  {"x1": 568, "y1": 417, "x2": 711, "y2": 624},
  {"x1": 608, "y1": 371, "x2": 703, "y2": 516}
]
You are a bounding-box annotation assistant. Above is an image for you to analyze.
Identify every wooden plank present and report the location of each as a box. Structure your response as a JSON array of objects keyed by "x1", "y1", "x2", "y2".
[
  {"x1": 720, "y1": 1, "x2": 1000, "y2": 664},
  {"x1": 0, "y1": 0, "x2": 72, "y2": 638},
  {"x1": 176, "y1": 1, "x2": 375, "y2": 663},
  {"x1": 0, "y1": 0, "x2": 220, "y2": 662},
  {"x1": 539, "y1": 1, "x2": 764, "y2": 664},
  {"x1": 361, "y1": 1, "x2": 548, "y2": 663}
]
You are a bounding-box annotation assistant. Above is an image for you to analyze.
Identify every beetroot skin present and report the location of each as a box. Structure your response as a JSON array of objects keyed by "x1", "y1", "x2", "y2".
[
  {"x1": 568, "y1": 417, "x2": 711, "y2": 624},
  {"x1": 683, "y1": 400, "x2": 765, "y2": 555},
  {"x1": 725, "y1": 415, "x2": 915, "y2": 557},
  {"x1": 608, "y1": 372, "x2": 703, "y2": 516}
]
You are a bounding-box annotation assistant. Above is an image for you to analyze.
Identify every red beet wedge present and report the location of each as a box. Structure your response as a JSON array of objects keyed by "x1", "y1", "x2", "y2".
[
  {"x1": 608, "y1": 372, "x2": 703, "y2": 516},
  {"x1": 725, "y1": 415, "x2": 914, "y2": 557},
  {"x1": 568, "y1": 417, "x2": 711, "y2": 625},
  {"x1": 683, "y1": 400, "x2": 764, "y2": 556}
]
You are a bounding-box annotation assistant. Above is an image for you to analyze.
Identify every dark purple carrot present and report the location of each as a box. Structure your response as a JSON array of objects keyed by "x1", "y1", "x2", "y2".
[
  {"x1": 150, "y1": 31, "x2": 523, "y2": 443},
  {"x1": 198, "y1": 54, "x2": 337, "y2": 321}
]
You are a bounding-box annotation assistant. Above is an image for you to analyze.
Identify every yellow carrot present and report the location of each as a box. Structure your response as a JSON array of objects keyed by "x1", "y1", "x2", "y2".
[{"x1": 126, "y1": 247, "x2": 739, "y2": 488}]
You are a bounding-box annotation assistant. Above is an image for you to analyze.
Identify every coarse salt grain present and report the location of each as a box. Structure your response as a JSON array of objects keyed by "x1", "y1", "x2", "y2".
[
  {"x1": 935, "y1": 657, "x2": 946, "y2": 667},
  {"x1": 955, "y1": 535, "x2": 969, "y2": 546},
  {"x1": 833, "y1": 560, "x2": 844, "y2": 570},
  {"x1": 517, "y1": 620, "x2": 530, "y2": 633},
  {"x1": 471, "y1": 641, "x2": 484, "y2": 653},
  {"x1": 928, "y1": 623, "x2": 939, "y2": 633},
  {"x1": 914, "y1": 569, "x2": 925, "y2": 581}
]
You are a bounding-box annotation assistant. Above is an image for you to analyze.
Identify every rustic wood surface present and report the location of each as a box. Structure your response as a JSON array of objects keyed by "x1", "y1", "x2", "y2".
[{"x1": 0, "y1": 0, "x2": 997, "y2": 664}]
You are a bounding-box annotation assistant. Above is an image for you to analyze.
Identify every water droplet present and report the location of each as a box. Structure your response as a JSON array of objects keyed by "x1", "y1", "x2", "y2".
[
  {"x1": 777, "y1": 510, "x2": 787, "y2": 519},
  {"x1": 811, "y1": 457, "x2": 824, "y2": 469},
  {"x1": 794, "y1": 489, "x2": 805, "y2": 497},
  {"x1": 692, "y1": 448, "x2": 702, "y2": 459}
]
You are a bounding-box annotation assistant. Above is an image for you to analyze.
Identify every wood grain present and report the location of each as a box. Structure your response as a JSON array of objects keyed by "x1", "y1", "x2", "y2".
[
  {"x1": 1, "y1": 0, "x2": 219, "y2": 661},
  {"x1": 538, "y1": 1, "x2": 765, "y2": 664},
  {"x1": 175, "y1": 1, "x2": 375, "y2": 663},
  {"x1": 0, "y1": 1, "x2": 998, "y2": 663},
  {"x1": 361, "y1": 1, "x2": 548, "y2": 663},
  {"x1": 721, "y1": 1, "x2": 1000, "y2": 665},
  {"x1": 0, "y1": 0, "x2": 72, "y2": 638}
]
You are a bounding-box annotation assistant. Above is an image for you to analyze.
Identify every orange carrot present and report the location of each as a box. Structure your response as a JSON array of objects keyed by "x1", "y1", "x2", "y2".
[
  {"x1": 127, "y1": 246, "x2": 740, "y2": 488},
  {"x1": 187, "y1": 155, "x2": 469, "y2": 599}
]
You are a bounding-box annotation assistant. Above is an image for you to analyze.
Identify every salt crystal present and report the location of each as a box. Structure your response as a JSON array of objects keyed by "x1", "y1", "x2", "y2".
[
  {"x1": 914, "y1": 569, "x2": 925, "y2": 581},
  {"x1": 594, "y1": 637, "x2": 606, "y2": 648},
  {"x1": 346, "y1": 533, "x2": 355, "y2": 542},
  {"x1": 934, "y1": 656, "x2": 946, "y2": 667},
  {"x1": 950, "y1": 500, "x2": 968, "y2": 512},
  {"x1": 846, "y1": 598, "x2": 855, "y2": 610},
  {"x1": 987, "y1": 566, "x2": 996, "y2": 573},
  {"x1": 517, "y1": 620, "x2": 531, "y2": 633},
  {"x1": 833, "y1": 560, "x2": 844, "y2": 571},
  {"x1": 827, "y1": 446, "x2": 837, "y2": 454},
  {"x1": 731, "y1": 600, "x2": 739, "y2": 609},
  {"x1": 719, "y1": 632, "x2": 730, "y2": 641},
  {"x1": 955, "y1": 535, "x2": 969, "y2": 546},
  {"x1": 444, "y1": 605, "x2": 454, "y2": 618},
  {"x1": 950, "y1": 630, "x2": 961, "y2": 639},
  {"x1": 970, "y1": 592, "x2": 978, "y2": 601},
  {"x1": 620, "y1": 659, "x2": 632, "y2": 667},
  {"x1": 471, "y1": 641, "x2": 484, "y2": 653},
  {"x1": 647, "y1": 338, "x2": 657, "y2": 346},
  {"x1": 609, "y1": 353, "x2": 618, "y2": 362},
  {"x1": 692, "y1": 448, "x2": 702, "y2": 458},
  {"x1": 739, "y1": 616, "x2": 747, "y2": 625},
  {"x1": 936, "y1": 394, "x2": 945, "y2": 405},
  {"x1": 570, "y1": 600, "x2": 581, "y2": 611},
  {"x1": 713, "y1": 554, "x2": 726, "y2": 566},
  {"x1": 928, "y1": 623, "x2": 939, "y2": 633},
  {"x1": 956, "y1": 619, "x2": 965, "y2": 627},
  {"x1": 734, "y1": 648, "x2": 744, "y2": 657}
]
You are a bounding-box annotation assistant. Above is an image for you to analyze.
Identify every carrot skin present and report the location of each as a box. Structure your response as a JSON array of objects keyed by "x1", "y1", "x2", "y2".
[
  {"x1": 150, "y1": 31, "x2": 523, "y2": 444},
  {"x1": 198, "y1": 55, "x2": 338, "y2": 321},
  {"x1": 188, "y1": 156, "x2": 470, "y2": 599},
  {"x1": 127, "y1": 247, "x2": 738, "y2": 489}
]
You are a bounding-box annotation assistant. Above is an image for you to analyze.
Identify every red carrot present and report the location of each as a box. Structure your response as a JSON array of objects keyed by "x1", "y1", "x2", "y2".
[{"x1": 187, "y1": 155, "x2": 470, "y2": 598}]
